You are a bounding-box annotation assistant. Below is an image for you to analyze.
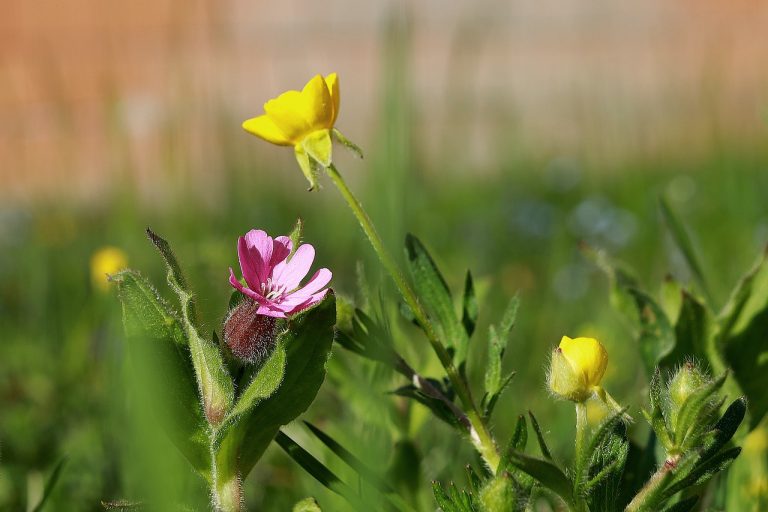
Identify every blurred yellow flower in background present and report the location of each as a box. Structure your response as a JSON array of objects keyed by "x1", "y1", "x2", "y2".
[
  {"x1": 90, "y1": 246, "x2": 128, "y2": 292},
  {"x1": 243, "y1": 73, "x2": 340, "y2": 190}
]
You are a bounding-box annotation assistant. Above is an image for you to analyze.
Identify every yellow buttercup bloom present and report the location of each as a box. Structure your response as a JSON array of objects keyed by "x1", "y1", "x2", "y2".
[
  {"x1": 243, "y1": 73, "x2": 340, "y2": 190},
  {"x1": 90, "y1": 246, "x2": 128, "y2": 292},
  {"x1": 548, "y1": 336, "x2": 608, "y2": 402}
]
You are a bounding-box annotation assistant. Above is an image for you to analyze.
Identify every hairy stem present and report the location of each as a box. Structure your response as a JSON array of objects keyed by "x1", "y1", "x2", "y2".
[
  {"x1": 625, "y1": 456, "x2": 679, "y2": 512},
  {"x1": 325, "y1": 163, "x2": 500, "y2": 472}
]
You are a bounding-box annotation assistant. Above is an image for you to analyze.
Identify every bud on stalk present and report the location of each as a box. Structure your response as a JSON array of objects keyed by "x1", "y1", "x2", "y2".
[{"x1": 223, "y1": 298, "x2": 278, "y2": 364}]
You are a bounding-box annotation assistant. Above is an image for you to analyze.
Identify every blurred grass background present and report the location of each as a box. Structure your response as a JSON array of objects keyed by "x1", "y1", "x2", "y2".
[{"x1": 1, "y1": 1, "x2": 768, "y2": 510}]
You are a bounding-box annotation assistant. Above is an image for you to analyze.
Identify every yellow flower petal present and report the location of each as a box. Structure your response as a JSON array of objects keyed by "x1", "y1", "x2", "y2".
[
  {"x1": 264, "y1": 90, "x2": 312, "y2": 142},
  {"x1": 302, "y1": 129, "x2": 333, "y2": 167},
  {"x1": 300, "y1": 74, "x2": 334, "y2": 130},
  {"x1": 242, "y1": 115, "x2": 293, "y2": 146},
  {"x1": 324, "y1": 73, "x2": 340, "y2": 126},
  {"x1": 559, "y1": 336, "x2": 608, "y2": 388}
]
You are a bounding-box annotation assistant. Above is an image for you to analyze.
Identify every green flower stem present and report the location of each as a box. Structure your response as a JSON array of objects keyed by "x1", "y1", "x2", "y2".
[
  {"x1": 625, "y1": 457, "x2": 678, "y2": 512},
  {"x1": 575, "y1": 401, "x2": 588, "y2": 464},
  {"x1": 325, "y1": 163, "x2": 500, "y2": 472}
]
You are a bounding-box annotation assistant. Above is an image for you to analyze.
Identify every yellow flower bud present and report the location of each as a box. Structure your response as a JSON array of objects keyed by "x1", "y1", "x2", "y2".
[
  {"x1": 242, "y1": 73, "x2": 340, "y2": 190},
  {"x1": 548, "y1": 336, "x2": 608, "y2": 402},
  {"x1": 90, "y1": 246, "x2": 128, "y2": 292}
]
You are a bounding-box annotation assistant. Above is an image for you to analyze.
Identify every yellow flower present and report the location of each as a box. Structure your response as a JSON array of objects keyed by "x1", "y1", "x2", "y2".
[
  {"x1": 243, "y1": 73, "x2": 340, "y2": 190},
  {"x1": 548, "y1": 336, "x2": 608, "y2": 402},
  {"x1": 90, "y1": 246, "x2": 128, "y2": 292}
]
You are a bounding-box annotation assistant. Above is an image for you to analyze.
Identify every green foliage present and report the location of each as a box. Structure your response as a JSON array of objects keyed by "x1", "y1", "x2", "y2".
[
  {"x1": 404, "y1": 234, "x2": 470, "y2": 367},
  {"x1": 214, "y1": 293, "x2": 336, "y2": 481},
  {"x1": 30, "y1": 458, "x2": 67, "y2": 512},
  {"x1": 114, "y1": 269, "x2": 211, "y2": 479},
  {"x1": 146, "y1": 228, "x2": 234, "y2": 426},
  {"x1": 590, "y1": 199, "x2": 768, "y2": 431},
  {"x1": 482, "y1": 296, "x2": 518, "y2": 418},
  {"x1": 293, "y1": 497, "x2": 323, "y2": 512}
]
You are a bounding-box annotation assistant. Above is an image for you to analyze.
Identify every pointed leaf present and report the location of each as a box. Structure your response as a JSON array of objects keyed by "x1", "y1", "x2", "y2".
[
  {"x1": 627, "y1": 288, "x2": 676, "y2": 374},
  {"x1": 405, "y1": 234, "x2": 468, "y2": 364},
  {"x1": 31, "y1": 458, "x2": 67, "y2": 512},
  {"x1": 659, "y1": 196, "x2": 713, "y2": 306},
  {"x1": 505, "y1": 451, "x2": 574, "y2": 507},
  {"x1": 461, "y1": 271, "x2": 478, "y2": 337},
  {"x1": 528, "y1": 411, "x2": 553, "y2": 460},
  {"x1": 226, "y1": 342, "x2": 286, "y2": 420},
  {"x1": 304, "y1": 421, "x2": 394, "y2": 494},
  {"x1": 275, "y1": 431, "x2": 365, "y2": 509},
  {"x1": 114, "y1": 270, "x2": 210, "y2": 479},
  {"x1": 146, "y1": 228, "x2": 233, "y2": 426}
]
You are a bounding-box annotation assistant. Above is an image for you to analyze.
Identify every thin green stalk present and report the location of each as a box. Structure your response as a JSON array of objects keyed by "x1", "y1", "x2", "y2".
[
  {"x1": 572, "y1": 401, "x2": 590, "y2": 512},
  {"x1": 625, "y1": 457, "x2": 678, "y2": 512},
  {"x1": 575, "y1": 401, "x2": 588, "y2": 465},
  {"x1": 325, "y1": 163, "x2": 500, "y2": 472}
]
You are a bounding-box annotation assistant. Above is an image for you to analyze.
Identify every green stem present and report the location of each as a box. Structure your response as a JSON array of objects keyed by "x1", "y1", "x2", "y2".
[
  {"x1": 572, "y1": 402, "x2": 591, "y2": 512},
  {"x1": 211, "y1": 434, "x2": 242, "y2": 512},
  {"x1": 625, "y1": 456, "x2": 678, "y2": 512},
  {"x1": 325, "y1": 163, "x2": 500, "y2": 472},
  {"x1": 575, "y1": 401, "x2": 588, "y2": 464}
]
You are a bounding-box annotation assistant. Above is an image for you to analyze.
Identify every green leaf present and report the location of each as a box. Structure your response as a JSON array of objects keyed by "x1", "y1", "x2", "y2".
[
  {"x1": 627, "y1": 288, "x2": 676, "y2": 374},
  {"x1": 484, "y1": 325, "x2": 503, "y2": 397},
  {"x1": 292, "y1": 498, "x2": 322, "y2": 512},
  {"x1": 31, "y1": 458, "x2": 66, "y2": 512},
  {"x1": 481, "y1": 371, "x2": 516, "y2": 419},
  {"x1": 215, "y1": 293, "x2": 336, "y2": 480},
  {"x1": 722, "y1": 300, "x2": 768, "y2": 429},
  {"x1": 501, "y1": 415, "x2": 528, "y2": 473},
  {"x1": 146, "y1": 228, "x2": 233, "y2": 426},
  {"x1": 114, "y1": 270, "x2": 210, "y2": 479},
  {"x1": 528, "y1": 411, "x2": 553, "y2": 460},
  {"x1": 498, "y1": 295, "x2": 520, "y2": 341},
  {"x1": 461, "y1": 271, "x2": 478, "y2": 338},
  {"x1": 275, "y1": 431, "x2": 365, "y2": 509},
  {"x1": 659, "y1": 196, "x2": 714, "y2": 307},
  {"x1": 505, "y1": 451, "x2": 574, "y2": 507},
  {"x1": 717, "y1": 250, "x2": 767, "y2": 340},
  {"x1": 662, "y1": 292, "x2": 711, "y2": 372},
  {"x1": 289, "y1": 218, "x2": 304, "y2": 256},
  {"x1": 578, "y1": 408, "x2": 629, "y2": 483},
  {"x1": 674, "y1": 372, "x2": 727, "y2": 445},
  {"x1": 226, "y1": 342, "x2": 286, "y2": 420},
  {"x1": 699, "y1": 397, "x2": 746, "y2": 461},
  {"x1": 404, "y1": 234, "x2": 468, "y2": 365},
  {"x1": 661, "y1": 447, "x2": 742, "y2": 502},
  {"x1": 303, "y1": 421, "x2": 394, "y2": 494}
]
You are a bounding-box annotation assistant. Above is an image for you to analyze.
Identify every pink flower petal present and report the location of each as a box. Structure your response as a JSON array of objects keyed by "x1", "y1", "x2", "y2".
[
  {"x1": 237, "y1": 237, "x2": 261, "y2": 290},
  {"x1": 288, "y1": 268, "x2": 332, "y2": 298},
  {"x1": 271, "y1": 236, "x2": 292, "y2": 266},
  {"x1": 287, "y1": 289, "x2": 330, "y2": 314},
  {"x1": 229, "y1": 268, "x2": 261, "y2": 301},
  {"x1": 244, "y1": 229, "x2": 274, "y2": 282},
  {"x1": 256, "y1": 304, "x2": 287, "y2": 318},
  {"x1": 272, "y1": 244, "x2": 316, "y2": 291}
]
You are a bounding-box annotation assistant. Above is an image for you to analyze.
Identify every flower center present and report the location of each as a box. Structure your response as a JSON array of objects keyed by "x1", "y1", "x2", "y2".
[{"x1": 260, "y1": 277, "x2": 287, "y2": 301}]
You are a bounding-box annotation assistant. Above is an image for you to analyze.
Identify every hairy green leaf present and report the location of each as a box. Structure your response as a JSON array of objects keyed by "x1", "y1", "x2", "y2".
[
  {"x1": 405, "y1": 234, "x2": 468, "y2": 365},
  {"x1": 146, "y1": 228, "x2": 233, "y2": 426},
  {"x1": 114, "y1": 270, "x2": 210, "y2": 479}
]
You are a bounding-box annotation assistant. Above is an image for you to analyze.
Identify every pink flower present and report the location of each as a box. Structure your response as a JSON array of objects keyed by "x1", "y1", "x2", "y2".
[{"x1": 229, "y1": 229, "x2": 332, "y2": 318}]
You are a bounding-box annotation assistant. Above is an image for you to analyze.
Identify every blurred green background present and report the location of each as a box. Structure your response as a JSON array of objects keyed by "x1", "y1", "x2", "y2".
[{"x1": 2, "y1": 2, "x2": 768, "y2": 510}]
